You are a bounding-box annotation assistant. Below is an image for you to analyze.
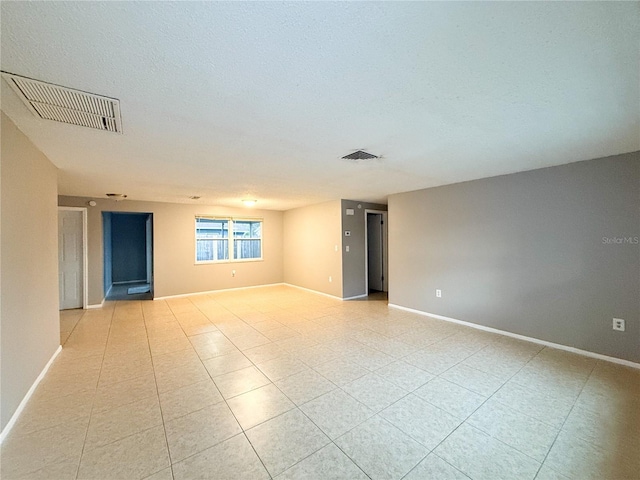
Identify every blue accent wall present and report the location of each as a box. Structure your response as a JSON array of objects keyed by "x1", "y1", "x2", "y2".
[
  {"x1": 103, "y1": 212, "x2": 112, "y2": 291},
  {"x1": 111, "y1": 213, "x2": 147, "y2": 283}
]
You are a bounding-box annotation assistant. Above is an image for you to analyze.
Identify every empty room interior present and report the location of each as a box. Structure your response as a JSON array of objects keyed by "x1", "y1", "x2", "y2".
[{"x1": 1, "y1": 2, "x2": 639, "y2": 480}]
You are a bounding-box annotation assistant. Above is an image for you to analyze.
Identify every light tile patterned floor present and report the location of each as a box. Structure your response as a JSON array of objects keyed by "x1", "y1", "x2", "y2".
[{"x1": 2, "y1": 285, "x2": 640, "y2": 480}]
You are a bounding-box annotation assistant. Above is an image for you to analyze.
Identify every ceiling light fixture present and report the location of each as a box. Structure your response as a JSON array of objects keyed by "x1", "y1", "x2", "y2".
[
  {"x1": 242, "y1": 199, "x2": 257, "y2": 207},
  {"x1": 106, "y1": 193, "x2": 127, "y2": 201},
  {"x1": 189, "y1": 196, "x2": 201, "y2": 200}
]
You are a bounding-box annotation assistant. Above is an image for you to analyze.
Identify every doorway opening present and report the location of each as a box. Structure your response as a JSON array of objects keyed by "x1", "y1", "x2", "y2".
[
  {"x1": 365, "y1": 210, "x2": 388, "y2": 298},
  {"x1": 58, "y1": 207, "x2": 88, "y2": 310},
  {"x1": 103, "y1": 212, "x2": 153, "y2": 301}
]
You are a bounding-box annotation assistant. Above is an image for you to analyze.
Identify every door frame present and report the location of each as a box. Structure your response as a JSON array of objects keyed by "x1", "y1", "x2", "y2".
[
  {"x1": 58, "y1": 206, "x2": 88, "y2": 309},
  {"x1": 364, "y1": 209, "x2": 388, "y2": 294},
  {"x1": 103, "y1": 211, "x2": 154, "y2": 300},
  {"x1": 145, "y1": 214, "x2": 153, "y2": 289}
]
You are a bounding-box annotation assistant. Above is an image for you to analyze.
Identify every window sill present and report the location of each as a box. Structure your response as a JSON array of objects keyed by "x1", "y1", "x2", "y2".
[{"x1": 195, "y1": 258, "x2": 264, "y2": 266}]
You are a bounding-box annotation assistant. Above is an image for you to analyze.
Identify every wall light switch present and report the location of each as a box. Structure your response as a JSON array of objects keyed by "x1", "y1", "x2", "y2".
[
  {"x1": 346, "y1": 245, "x2": 350, "y2": 252},
  {"x1": 346, "y1": 209, "x2": 355, "y2": 216},
  {"x1": 329, "y1": 276, "x2": 332, "y2": 283}
]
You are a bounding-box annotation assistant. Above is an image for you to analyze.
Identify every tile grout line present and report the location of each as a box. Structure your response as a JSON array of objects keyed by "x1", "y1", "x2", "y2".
[
  {"x1": 76, "y1": 300, "x2": 449, "y2": 478},
  {"x1": 327, "y1": 337, "x2": 461, "y2": 480},
  {"x1": 184, "y1": 295, "x2": 275, "y2": 479},
  {"x1": 146, "y1": 299, "x2": 179, "y2": 480},
  {"x1": 24, "y1": 287, "x2": 628, "y2": 480},
  {"x1": 68, "y1": 301, "x2": 174, "y2": 478},
  {"x1": 252, "y1": 313, "x2": 416, "y2": 479},
  {"x1": 60, "y1": 311, "x2": 84, "y2": 347},
  {"x1": 187, "y1": 293, "x2": 379, "y2": 477},
  {"x1": 73, "y1": 303, "x2": 116, "y2": 480},
  {"x1": 529, "y1": 356, "x2": 599, "y2": 480},
  {"x1": 409, "y1": 344, "x2": 559, "y2": 479}
]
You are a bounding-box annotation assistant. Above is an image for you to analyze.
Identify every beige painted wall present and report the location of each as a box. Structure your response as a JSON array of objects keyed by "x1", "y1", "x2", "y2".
[
  {"x1": 283, "y1": 200, "x2": 343, "y2": 297},
  {"x1": 58, "y1": 196, "x2": 284, "y2": 303},
  {"x1": 1, "y1": 113, "x2": 60, "y2": 431}
]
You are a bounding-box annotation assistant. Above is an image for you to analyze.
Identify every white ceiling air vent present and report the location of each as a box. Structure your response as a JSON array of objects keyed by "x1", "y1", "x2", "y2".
[
  {"x1": 342, "y1": 150, "x2": 378, "y2": 160},
  {"x1": 106, "y1": 193, "x2": 127, "y2": 201},
  {"x1": 1, "y1": 72, "x2": 122, "y2": 133}
]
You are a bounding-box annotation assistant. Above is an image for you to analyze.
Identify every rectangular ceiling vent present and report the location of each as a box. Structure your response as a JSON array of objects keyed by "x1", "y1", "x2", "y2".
[
  {"x1": 1, "y1": 72, "x2": 122, "y2": 133},
  {"x1": 342, "y1": 150, "x2": 378, "y2": 160}
]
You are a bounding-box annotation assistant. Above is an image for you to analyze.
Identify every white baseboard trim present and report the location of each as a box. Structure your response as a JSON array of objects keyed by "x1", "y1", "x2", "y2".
[
  {"x1": 283, "y1": 283, "x2": 344, "y2": 301},
  {"x1": 154, "y1": 283, "x2": 286, "y2": 301},
  {"x1": 0, "y1": 345, "x2": 62, "y2": 444},
  {"x1": 388, "y1": 303, "x2": 640, "y2": 370},
  {"x1": 284, "y1": 284, "x2": 370, "y2": 302},
  {"x1": 87, "y1": 285, "x2": 111, "y2": 309},
  {"x1": 151, "y1": 282, "x2": 358, "y2": 302},
  {"x1": 86, "y1": 298, "x2": 105, "y2": 309},
  {"x1": 343, "y1": 294, "x2": 368, "y2": 301}
]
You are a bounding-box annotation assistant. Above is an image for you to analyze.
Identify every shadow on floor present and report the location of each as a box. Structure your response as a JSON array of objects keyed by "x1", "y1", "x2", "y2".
[
  {"x1": 59, "y1": 308, "x2": 83, "y2": 345},
  {"x1": 106, "y1": 282, "x2": 153, "y2": 301},
  {"x1": 349, "y1": 290, "x2": 388, "y2": 302}
]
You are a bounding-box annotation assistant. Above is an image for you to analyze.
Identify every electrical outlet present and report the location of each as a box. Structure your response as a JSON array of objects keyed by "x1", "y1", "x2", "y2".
[
  {"x1": 436, "y1": 289, "x2": 442, "y2": 298},
  {"x1": 232, "y1": 270, "x2": 236, "y2": 277},
  {"x1": 613, "y1": 318, "x2": 625, "y2": 332},
  {"x1": 346, "y1": 245, "x2": 350, "y2": 252}
]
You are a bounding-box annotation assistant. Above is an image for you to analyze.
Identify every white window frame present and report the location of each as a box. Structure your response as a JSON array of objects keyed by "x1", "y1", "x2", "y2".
[{"x1": 195, "y1": 216, "x2": 263, "y2": 264}]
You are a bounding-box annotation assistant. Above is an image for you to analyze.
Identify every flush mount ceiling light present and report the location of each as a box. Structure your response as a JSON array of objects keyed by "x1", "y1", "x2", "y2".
[
  {"x1": 106, "y1": 193, "x2": 127, "y2": 201},
  {"x1": 1, "y1": 71, "x2": 123, "y2": 133},
  {"x1": 242, "y1": 199, "x2": 257, "y2": 207},
  {"x1": 342, "y1": 150, "x2": 378, "y2": 160}
]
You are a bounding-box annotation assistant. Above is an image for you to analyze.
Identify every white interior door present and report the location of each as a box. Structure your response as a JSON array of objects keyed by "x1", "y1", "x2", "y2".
[
  {"x1": 367, "y1": 213, "x2": 384, "y2": 292},
  {"x1": 59, "y1": 209, "x2": 83, "y2": 309}
]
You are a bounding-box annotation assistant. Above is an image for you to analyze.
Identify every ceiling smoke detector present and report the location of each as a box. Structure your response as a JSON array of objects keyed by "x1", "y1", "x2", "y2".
[
  {"x1": 1, "y1": 71, "x2": 122, "y2": 133},
  {"x1": 342, "y1": 150, "x2": 378, "y2": 160},
  {"x1": 106, "y1": 193, "x2": 127, "y2": 201}
]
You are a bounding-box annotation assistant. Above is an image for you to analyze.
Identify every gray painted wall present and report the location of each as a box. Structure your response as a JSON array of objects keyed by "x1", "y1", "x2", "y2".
[
  {"x1": 1, "y1": 113, "x2": 60, "y2": 431},
  {"x1": 389, "y1": 152, "x2": 640, "y2": 363},
  {"x1": 283, "y1": 200, "x2": 343, "y2": 297},
  {"x1": 59, "y1": 196, "x2": 284, "y2": 304},
  {"x1": 110, "y1": 213, "x2": 148, "y2": 283},
  {"x1": 341, "y1": 200, "x2": 387, "y2": 299}
]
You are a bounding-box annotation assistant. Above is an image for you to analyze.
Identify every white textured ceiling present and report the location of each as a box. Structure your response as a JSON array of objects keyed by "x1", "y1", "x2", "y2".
[{"x1": 1, "y1": 2, "x2": 638, "y2": 210}]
